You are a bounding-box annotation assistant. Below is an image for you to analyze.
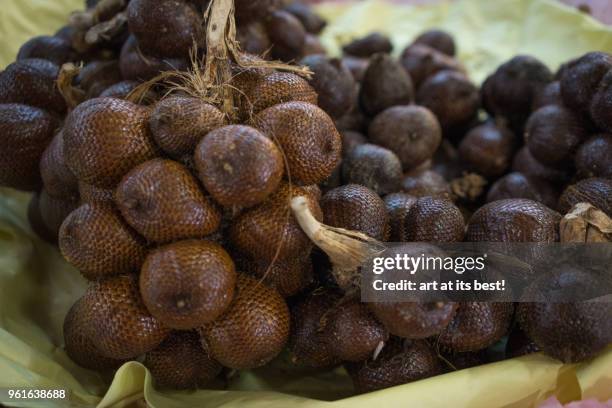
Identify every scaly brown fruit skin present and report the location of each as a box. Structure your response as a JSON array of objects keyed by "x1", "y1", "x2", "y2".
[
  {"x1": 64, "y1": 298, "x2": 127, "y2": 371},
  {"x1": 342, "y1": 33, "x2": 393, "y2": 58},
  {"x1": 590, "y1": 69, "x2": 612, "y2": 133},
  {"x1": 229, "y1": 182, "x2": 322, "y2": 262},
  {"x1": 322, "y1": 299, "x2": 389, "y2": 362},
  {"x1": 0, "y1": 104, "x2": 58, "y2": 191},
  {"x1": 63, "y1": 97, "x2": 158, "y2": 189},
  {"x1": 458, "y1": 122, "x2": 515, "y2": 179},
  {"x1": 195, "y1": 125, "x2": 284, "y2": 209},
  {"x1": 558, "y1": 178, "x2": 612, "y2": 217},
  {"x1": 140, "y1": 240, "x2": 236, "y2": 330},
  {"x1": 321, "y1": 184, "x2": 389, "y2": 241},
  {"x1": 439, "y1": 302, "x2": 514, "y2": 353},
  {"x1": 0, "y1": 59, "x2": 66, "y2": 114},
  {"x1": 512, "y1": 146, "x2": 570, "y2": 186},
  {"x1": 559, "y1": 52, "x2": 612, "y2": 113},
  {"x1": 17, "y1": 35, "x2": 76, "y2": 66},
  {"x1": 466, "y1": 199, "x2": 560, "y2": 242},
  {"x1": 384, "y1": 193, "x2": 418, "y2": 241},
  {"x1": 518, "y1": 302, "x2": 612, "y2": 363},
  {"x1": 369, "y1": 105, "x2": 442, "y2": 171},
  {"x1": 401, "y1": 169, "x2": 452, "y2": 199},
  {"x1": 575, "y1": 134, "x2": 612, "y2": 179},
  {"x1": 116, "y1": 159, "x2": 221, "y2": 244},
  {"x1": 486, "y1": 172, "x2": 559, "y2": 210},
  {"x1": 401, "y1": 197, "x2": 465, "y2": 242},
  {"x1": 199, "y1": 274, "x2": 290, "y2": 370},
  {"x1": 145, "y1": 331, "x2": 222, "y2": 390},
  {"x1": 78, "y1": 181, "x2": 115, "y2": 205},
  {"x1": 255, "y1": 101, "x2": 341, "y2": 185},
  {"x1": 119, "y1": 36, "x2": 189, "y2": 81},
  {"x1": 127, "y1": 0, "x2": 204, "y2": 59},
  {"x1": 266, "y1": 10, "x2": 306, "y2": 62},
  {"x1": 525, "y1": 105, "x2": 588, "y2": 168},
  {"x1": 40, "y1": 130, "x2": 79, "y2": 198},
  {"x1": 78, "y1": 61, "x2": 123, "y2": 99},
  {"x1": 149, "y1": 97, "x2": 226, "y2": 160},
  {"x1": 239, "y1": 256, "x2": 314, "y2": 298},
  {"x1": 340, "y1": 130, "x2": 367, "y2": 157},
  {"x1": 370, "y1": 301, "x2": 457, "y2": 339},
  {"x1": 84, "y1": 275, "x2": 170, "y2": 360},
  {"x1": 38, "y1": 190, "x2": 79, "y2": 238},
  {"x1": 59, "y1": 203, "x2": 147, "y2": 280},
  {"x1": 288, "y1": 288, "x2": 342, "y2": 368},
  {"x1": 342, "y1": 144, "x2": 403, "y2": 196},
  {"x1": 400, "y1": 44, "x2": 464, "y2": 88},
  {"x1": 413, "y1": 29, "x2": 456, "y2": 57},
  {"x1": 345, "y1": 338, "x2": 442, "y2": 393},
  {"x1": 360, "y1": 53, "x2": 414, "y2": 116}
]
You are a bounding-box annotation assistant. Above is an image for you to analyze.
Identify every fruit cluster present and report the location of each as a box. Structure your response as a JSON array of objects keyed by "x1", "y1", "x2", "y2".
[{"x1": 0, "y1": 0, "x2": 610, "y2": 395}]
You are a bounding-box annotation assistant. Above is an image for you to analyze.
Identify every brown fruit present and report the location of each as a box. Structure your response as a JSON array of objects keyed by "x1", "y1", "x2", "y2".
[
  {"x1": 127, "y1": 0, "x2": 204, "y2": 58},
  {"x1": 78, "y1": 181, "x2": 115, "y2": 205},
  {"x1": 321, "y1": 184, "x2": 389, "y2": 241},
  {"x1": 241, "y1": 256, "x2": 313, "y2": 298},
  {"x1": 340, "y1": 130, "x2": 367, "y2": 157},
  {"x1": 150, "y1": 96, "x2": 226, "y2": 159},
  {"x1": 401, "y1": 169, "x2": 451, "y2": 199},
  {"x1": 266, "y1": 10, "x2": 306, "y2": 61},
  {"x1": 417, "y1": 70, "x2": 479, "y2": 131},
  {"x1": 195, "y1": 125, "x2": 283, "y2": 208},
  {"x1": 64, "y1": 298, "x2": 127, "y2": 371},
  {"x1": 63, "y1": 97, "x2": 158, "y2": 188},
  {"x1": 575, "y1": 134, "x2": 612, "y2": 179},
  {"x1": 532, "y1": 81, "x2": 562, "y2": 110},
  {"x1": 335, "y1": 103, "x2": 369, "y2": 132},
  {"x1": 466, "y1": 199, "x2": 560, "y2": 242},
  {"x1": 119, "y1": 35, "x2": 189, "y2": 81},
  {"x1": 342, "y1": 33, "x2": 393, "y2": 58},
  {"x1": 342, "y1": 143, "x2": 402, "y2": 196},
  {"x1": 458, "y1": 121, "x2": 515, "y2": 179},
  {"x1": 116, "y1": 159, "x2": 221, "y2": 243},
  {"x1": 78, "y1": 60, "x2": 123, "y2": 99},
  {"x1": 512, "y1": 146, "x2": 570, "y2": 186},
  {"x1": 486, "y1": 172, "x2": 559, "y2": 210},
  {"x1": 370, "y1": 105, "x2": 442, "y2": 171},
  {"x1": 590, "y1": 69, "x2": 612, "y2": 132},
  {"x1": 40, "y1": 130, "x2": 79, "y2": 198},
  {"x1": 345, "y1": 338, "x2": 442, "y2": 393},
  {"x1": 237, "y1": 22, "x2": 272, "y2": 56},
  {"x1": 360, "y1": 53, "x2": 414, "y2": 116},
  {"x1": 144, "y1": 331, "x2": 222, "y2": 389},
  {"x1": 17, "y1": 35, "x2": 75, "y2": 65},
  {"x1": 559, "y1": 52, "x2": 612, "y2": 113},
  {"x1": 401, "y1": 197, "x2": 465, "y2": 242},
  {"x1": 384, "y1": 193, "x2": 418, "y2": 241},
  {"x1": 237, "y1": 71, "x2": 318, "y2": 119},
  {"x1": 400, "y1": 44, "x2": 464, "y2": 88},
  {"x1": 558, "y1": 178, "x2": 612, "y2": 217},
  {"x1": 83, "y1": 275, "x2": 170, "y2": 359},
  {"x1": 38, "y1": 190, "x2": 79, "y2": 238},
  {"x1": 342, "y1": 56, "x2": 370, "y2": 82},
  {"x1": 285, "y1": 3, "x2": 326, "y2": 34},
  {"x1": 0, "y1": 59, "x2": 65, "y2": 114},
  {"x1": 322, "y1": 299, "x2": 389, "y2": 362},
  {"x1": 525, "y1": 105, "x2": 588, "y2": 168},
  {"x1": 413, "y1": 29, "x2": 456, "y2": 57},
  {"x1": 439, "y1": 302, "x2": 514, "y2": 352},
  {"x1": 200, "y1": 274, "x2": 290, "y2": 370},
  {"x1": 235, "y1": 0, "x2": 282, "y2": 24},
  {"x1": 229, "y1": 182, "x2": 322, "y2": 262},
  {"x1": 0, "y1": 104, "x2": 58, "y2": 191},
  {"x1": 140, "y1": 240, "x2": 236, "y2": 330},
  {"x1": 99, "y1": 80, "x2": 141, "y2": 99},
  {"x1": 59, "y1": 203, "x2": 147, "y2": 280},
  {"x1": 302, "y1": 34, "x2": 326, "y2": 56},
  {"x1": 255, "y1": 101, "x2": 341, "y2": 185},
  {"x1": 300, "y1": 55, "x2": 356, "y2": 119}
]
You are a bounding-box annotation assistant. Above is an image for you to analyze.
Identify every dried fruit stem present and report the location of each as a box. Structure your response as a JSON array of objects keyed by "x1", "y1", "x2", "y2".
[
  {"x1": 291, "y1": 196, "x2": 386, "y2": 289},
  {"x1": 451, "y1": 172, "x2": 487, "y2": 201},
  {"x1": 70, "y1": 0, "x2": 127, "y2": 30},
  {"x1": 57, "y1": 63, "x2": 85, "y2": 110},
  {"x1": 84, "y1": 11, "x2": 128, "y2": 45},
  {"x1": 560, "y1": 203, "x2": 612, "y2": 243}
]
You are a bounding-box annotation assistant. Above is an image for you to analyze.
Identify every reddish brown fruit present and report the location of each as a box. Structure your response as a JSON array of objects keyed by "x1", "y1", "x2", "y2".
[
  {"x1": 340, "y1": 130, "x2": 367, "y2": 157},
  {"x1": 401, "y1": 169, "x2": 452, "y2": 199},
  {"x1": 342, "y1": 144, "x2": 402, "y2": 196},
  {"x1": 342, "y1": 33, "x2": 393, "y2": 58},
  {"x1": 200, "y1": 274, "x2": 290, "y2": 370},
  {"x1": 116, "y1": 159, "x2": 221, "y2": 243},
  {"x1": 360, "y1": 53, "x2": 414, "y2": 116},
  {"x1": 400, "y1": 44, "x2": 464, "y2": 88},
  {"x1": 78, "y1": 60, "x2": 123, "y2": 99},
  {"x1": 384, "y1": 193, "x2": 418, "y2": 241},
  {"x1": 99, "y1": 80, "x2": 144, "y2": 100},
  {"x1": 559, "y1": 52, "x2": 612, "y2": 113},
  {"x1": 413, "y1": 29, "x2": 456, "y2": 57},
  {"x1": 458, "y1": 122, "x2": 515, "y2": 179},
  {"x1": 590, "y1": 69, "x2": 612, "y2": 133},
  {"x1": 486, "y1": 172, "x2": 559, "y2": 210},
  {"x1": 284, "y1": 2, "x2": 327, "y2": 34},
  {"x1": 575, "y1": 134, "x2": 612, "y2": 179},
  {"x1": 40, "y1": 130, "x2": 79, "y2": 198},
  {"x1": 17, "y1": 35, "x2": 76, "y2": 65},
  {"x1": 370, "y1": 301, "x2": 457, "y2": 339},
  {"x1": 265, "y1": 10, "x2": 306, "y2": 61},
  {"x1": 119, "y1": 35, "x2": 188, "y2": 81},
  {"x1": 532, "y1": 81, "x2": 562, "y2": 110},
  {"x1": 402, "y1": 197, "x2": 465, "y2": 242},
  {"x1": 512, "y1": 146, "x2": 570, "y2": 186},
  {"x1": 78, "y1": 181, "x2": 115, "y2": 205},
  {"x1": 241, "y1": 256, "x2": 313, "y2": 298},
  {"x1": 558, "y1": 178, "x2": 612, "y2": 217},
  {"x1": 38, "y1": 190, "x2": 79, "y2": 237}
]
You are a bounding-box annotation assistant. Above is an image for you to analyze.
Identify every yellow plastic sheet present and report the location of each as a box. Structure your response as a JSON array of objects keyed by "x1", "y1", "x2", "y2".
[{"x1": 1, "y1": 0, "x2": 612, "y2": 407}]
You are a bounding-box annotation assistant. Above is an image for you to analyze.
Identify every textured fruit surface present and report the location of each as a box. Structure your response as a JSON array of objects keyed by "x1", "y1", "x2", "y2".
[
  {"x1": 116, "y1": 159, "x2": 221, "y2": 243},
  {"x1": 150, "y1": 97, "x2": 225, "y2": 159},
  {"x1": 346, "y1": 339, "x2": 442, "y2": 393},
  {"x1": 64, "y1": 298, "x2": 127, "y2": 371},
  {"x1": 266, "y1": 10, "x2": 306, "y2": 61},
  {"x1": 195, "y1": 125, "x2": 283, "y2": 208},
  {"x1": 289, "y1": 289, "x2": 342, "y2": 368},
  {"x1": 17, "y1": 35, "x2": 75, "y2": 65},
  {"x1": 322, "y1": 299, "x2": 388, "y2": 362},
  {"x1": 321, "y1": 184, "x2": 389, "y2": 241},
  {"x1": 343, "y1": 33, "x2": 393, "y2": 58},
  {"x1": 512, "y1": 146, "x2": 569, "y2": 186},
  {"x1": 401, "y1": 169, "x2": 451, "y2": 199},
  {"x1": 99, "y1": 81, "x2": 141, "y2": 99},
  {"x1": 439, "y1": 302, "x2": 514, "y2": 352},
  {"x1": 84, "y1": 275, "x2": 170, "y2": 359},
  {"x1": 40, "y1": 130, "x2": 79, "y2": 198},
  {"x1": 78, "y1": 182, "x2": 115, "y2": 205},
  {"x1": 255, "y1": 102, "x2": 341, "y2": 185},
  {"x1": 402, "y1": 197, "x2": 465, "y2": 242},
  {"x1": 369, "y1": 105, "x2": 442, "y2": 171},
  {"x1": 78, "y1": 61, "x2": 123, "y2": 99},
  {"x1": 370, "y1": 301, "x2": 457, "y2": 339},
  {"x1": 144, "y1": 331, "x2": 222, "y2": 389},
  {"x1": 360, "y1": 53, "x2": 414, "y2": 116},
  {"x1": 486, "y1": 172, "x2": 558, "y2": 210},
  {"x1": 518, "y1": 302, "x2": 612, "y2": 363},
  {"x1": 64, "y1": 98, "x2": 158, "y2": 188},
  {"x1": 229, "y1": 182, "x2": 322, "y2": 262},
  {"x1": 400, "y1": 44, "x2": 463, "y2": 88},
  {"x1": 558, "y1": 178, "x2": 612, "y2": 217},
  {"x1": 59, "y1": 203, "x2": 147, "y2": 280},
  {"x1": 575, "y1": 134, "x2": 612, "y2": 179},
  {"x1": 200, "y1": 274, "x2": 290, "y2": 370},
  {"x1": 119, "y1": 35, "x2": 189, "y2": 81},
  {"x1": 240, "y1": 256, "x2": 313, "y2": 298},
  {"x1": 140, "y1": 240, "x2": 236, "y2": 329},
  {"x1": 384, "y1": 193, "x2": 418, "y2": 241},
  {"x1": 342, "y1": 144, "x2": 402, "y2": 196},
  {"x1": 559, "y1": 52, "x2": 612, "y2": 112},
  {"x1": 458, "y1": 122, "x2": 515, "y2": 179},
  {"x1": 38, "y1": 190, "x2": 78, "y2": 239},
  {"x1": 466, "y1": 199, "x2": 560, "y2": 242},
  {"x1": 0, "y1": 59, "x2": 65, "y2": 114},
  {"x1": 0, "y1": 104, "x2": 58, "y2": 191}
]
